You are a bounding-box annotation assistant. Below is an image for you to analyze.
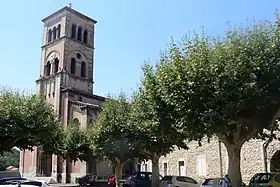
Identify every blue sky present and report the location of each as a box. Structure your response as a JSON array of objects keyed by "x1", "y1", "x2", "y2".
[{"x1": 0, "y1": 0, "x2": 279, "y2": 97}]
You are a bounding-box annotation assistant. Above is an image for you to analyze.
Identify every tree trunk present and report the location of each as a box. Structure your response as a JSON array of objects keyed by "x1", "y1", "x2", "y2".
[
  {"x1": 114, "y1": 158, "x2": 123, "y2": 187},
  {"x1": 226, "y1": 144, "x2": 242, "y2": 187},
  {"x1": 151, "y1": 155, "x2": 160, "y2": 187}
]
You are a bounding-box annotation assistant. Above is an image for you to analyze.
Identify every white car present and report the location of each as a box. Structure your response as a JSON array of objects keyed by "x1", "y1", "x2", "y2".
[
  {"x1": 0, "y1": 185, "x2": 41, "y2": 187},
  {"x1": 0, "y1": 178, "x2": 49, "y2": 187},
  {"x1": 160, "y1": 175, "x2": 200, "y2": 187}
]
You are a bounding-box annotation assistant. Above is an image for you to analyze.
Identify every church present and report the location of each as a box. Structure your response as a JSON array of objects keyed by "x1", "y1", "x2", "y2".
[
  {"x1": 18, "y1": 6, "x2": 127, "y2": 183},
  {"x1": 19, "y1": 6, "x2": 280, "y2": 184}
]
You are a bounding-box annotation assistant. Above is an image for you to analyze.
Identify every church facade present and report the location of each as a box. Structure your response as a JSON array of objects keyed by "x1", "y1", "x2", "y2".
[{"x1": 19, "y1": 6, "x2": 280, "y2": 185}]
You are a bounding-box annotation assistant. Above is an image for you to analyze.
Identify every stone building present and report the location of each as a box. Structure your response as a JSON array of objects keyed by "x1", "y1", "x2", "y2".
[
  {"x1": 18, "y1": 6, "x2": 121, "y2": 183},
  {"x1": 139, "y1": 137, "x2": 280, "y2": 184}
]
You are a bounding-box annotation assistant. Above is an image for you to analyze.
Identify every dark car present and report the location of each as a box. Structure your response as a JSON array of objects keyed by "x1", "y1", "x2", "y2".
[
  {"x1": 124, "y1": 172, "x2": 162, "y2": 187},
  {"x1": 75, "y1": 175, "x2": 95, "y2": 186}
]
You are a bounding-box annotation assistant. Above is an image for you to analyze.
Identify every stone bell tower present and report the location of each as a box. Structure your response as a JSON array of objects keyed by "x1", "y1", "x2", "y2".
[{"x1": 19, "y1": 6, "x2": 113, "y2": 183}]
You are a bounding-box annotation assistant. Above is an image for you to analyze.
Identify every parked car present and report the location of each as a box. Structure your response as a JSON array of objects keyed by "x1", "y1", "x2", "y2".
[
  {"x1": 75, "y1": 174, "x2": 96, "y2": 186},
  {"x1": 124, "y1": 172, "x2": 163, "y2": 187},
  {"x1": 0, "y1": 178, "x2": 49, "y2": 187},
  {"x1": 123, "y1": 172, "x2": 151, "y2": 187},
  {"x1": 107, "y1": 175, "x2": 128, "y2": 186},
  {"x1": 0, "y1": 171, "x2": 21, "y2": 179},
  {"x1": 160, "y1": 175, "x2": 199, "y2": 187},
  {"x1": 248, "y1": 172, "x2": 280, "y2": 187},
  {"x1": 201, "y1": 178, "x2": 247, "y2": 187},
  {"x1": 0, "y1": 183, "x2": 43, "y2": 187}
]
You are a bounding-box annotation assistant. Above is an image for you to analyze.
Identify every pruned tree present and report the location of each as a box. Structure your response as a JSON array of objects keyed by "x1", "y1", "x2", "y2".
[
  {"x1": 130, "y1": 64, "x2": 188, "y2": 187},
  {"x1": 60, "y1": 122, "x2": 93, "y2": 162},
  {"x1": 88, "y1": 93, "x2": 139, "y2": 187},
  {"x1": 156, "y1": 15, "x2": 280, "y2": 187},
  {"x1": 0, "y1": 88, "x2": 63, "y2": 155}
]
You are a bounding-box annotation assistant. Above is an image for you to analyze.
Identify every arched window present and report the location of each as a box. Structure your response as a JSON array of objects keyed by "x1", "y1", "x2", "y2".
[
  {"x1": 48, "y1": 29, "x2": 52, "y2": 43},
  {"x1": 57, "y1": 24, "x2": 61, "y2": 38},
  {"x1": 81, "y1": 61, "x2": 86, "y2": 77},
  {"x1": 72, "y1": 118, "x2": 80, "y2": 128},
  {"x1": 77, "y1": 27, "x2": 82, "y2": 41},
  {"x1": 54, "y1": 58, "x2": 59, "y2": 73},
  {"x1": 53, "y1": 27, "x2": 57, "y2": 40},
  {"x1": 71, "y1": 24, "x2": 76, "y2": 39},
  {"x1": 45, "y1": 61, "x2": 51, "y2": 76},
  {"x1": 70, "y1": 58, "x2": 76, "y2": 74},
  {"x1": 83, "y1": 30, "x2": 88, "y2": 44}
]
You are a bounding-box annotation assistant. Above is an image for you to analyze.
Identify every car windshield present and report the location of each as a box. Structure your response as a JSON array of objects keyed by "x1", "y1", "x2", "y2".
[
  {"x1": 161, "y1": 176, "x2": 173, "y2": 181},
  {"x1": 202, "y1": 179, "x2": 214, "y2": 185}
]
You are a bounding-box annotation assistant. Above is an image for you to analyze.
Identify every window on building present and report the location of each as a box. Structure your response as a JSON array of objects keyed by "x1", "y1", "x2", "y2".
[
  {"x1": 45, "y1": 61, "x2": 51, "y2": 76},
  {"x1": 197, "y1": 154, "x2": 207, "y2": 177},
  {"x1": 54, "y1": 58, "x2": 59, "y2": 73},
  {"x1": 83, "y1": 30, "x2": 88, "y2": 43},
  {"x1": 76, "y1": 53, "x2": 81, "y2": 59},
  {"x1": 71, "y1": 24, "x2": 76, "y2": 39},
  {"x1": 57, "y1": 24, "x2": 61, "y2": 38},
  {"x1": 178, "y1": 161, "x2": 185, "y2": 176},
  {"x1": 144, "y1": 164, "x2": 148, "y2": 172},
  {"x1": 53, "y1": 27, "x2": 57, "y2": 40},
  {"x1": 137, "y1": 164, "x2": 141, "y2": 172},
  {"x1": 78, "y1": 96, "x2": 82, "y2": 101},
  {"x1": 70, "y1": 58, "x2": 76, "y2": 74},
  {"x1": 81, "y1": 61, "x2": 86, "y2": 77},
  {"x1": 77, "y1": 27, "x2": 82, "y2": 41},
  {"x1": 72, "y1": 118, "x2": 80, "y2": 128},
  {"x1": 163, "y1": 163, "x2": 168, "y2": 176},
  {"x1": 48, "y1": 29, "x2": 52, "y2": 43}
]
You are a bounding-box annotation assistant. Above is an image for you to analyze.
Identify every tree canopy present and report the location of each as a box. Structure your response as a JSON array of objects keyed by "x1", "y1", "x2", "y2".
[
  {"x1": 88, "y1": 93, "x2": 138, "y2": 187},
  {"x1": 156, "y1": 15, "x2": 280, "y2": 187},
  {"x1": 0, "y1": 88, "x2": 63, "y2": 155},
  {"x1": 60, "y1": 122, "x2": 93, "y2": 162},
  {"x1": 130, "y1": 64, "x2": 188, "y2": 187}
]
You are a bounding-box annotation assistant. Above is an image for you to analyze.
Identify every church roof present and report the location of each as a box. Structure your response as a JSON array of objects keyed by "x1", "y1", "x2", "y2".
[
  {"x1": 42, "y1": 6, "x2": 97, "y2": 24},
  {"x1": 69, "y1": 99, "x2": 100, "y2": 109},
  {"x1": 61, "y1": 87, "x2": 106, "y2": 101}
]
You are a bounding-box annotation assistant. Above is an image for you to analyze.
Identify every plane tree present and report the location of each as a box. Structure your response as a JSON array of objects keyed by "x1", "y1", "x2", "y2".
[
  {"x1": 60, "y1": 122, "x2": 94, "y2": 162},
  {"x1": 0, "y1": 88, "x2": 63, "y2": 155},
  {"x1": 156, "y1": 16, "x2": 280, "y2": 187},
  {"x1": 129, "y1": 64, "x2": 189, "y2": 187},
  {"x1": 88, "y1": 93, "x2": 140, "y2": 187}
]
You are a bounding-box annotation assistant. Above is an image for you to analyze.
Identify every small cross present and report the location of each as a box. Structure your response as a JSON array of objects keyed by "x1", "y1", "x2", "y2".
[{"x1": 69, "y1": 3, "x2": 72, "y2": 8}]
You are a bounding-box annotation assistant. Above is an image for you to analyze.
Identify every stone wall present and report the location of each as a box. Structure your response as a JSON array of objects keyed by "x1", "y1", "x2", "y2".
[{"x1": 141, "y1": 138, "x2": 280, "y2": 184}]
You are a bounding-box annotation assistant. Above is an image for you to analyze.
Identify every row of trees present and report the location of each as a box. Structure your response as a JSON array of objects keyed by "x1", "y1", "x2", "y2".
[
  {"x1": 87, "y1": 14, "x2": 280, "y2": 187},
  {"x1": 2, "y1": 14, "x2": 280, "y2": 187}
]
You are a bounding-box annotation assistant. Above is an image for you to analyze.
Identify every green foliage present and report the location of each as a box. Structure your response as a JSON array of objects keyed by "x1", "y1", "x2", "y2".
[
  {"x1": 157, "y1": 17, "x2": 280, "y2": 145},
  {"x1": 0, "y1": 149, "x2": 19, "y2": 171},
  {"x1": 60, "y1": 122, "x2": 93, "y2": 162},
  {"x1": 156, "y1": 14, "x2": 280, "y2": 187},
  {"x1": 0, "y1": 88, "x2": 63, "y2": 155},
  {"x1": 130, "y1": 64, "x2": 187, "y2": 157},
  {"x1": 88, "y1": 93, "x2": 137, "y2": 163}
]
